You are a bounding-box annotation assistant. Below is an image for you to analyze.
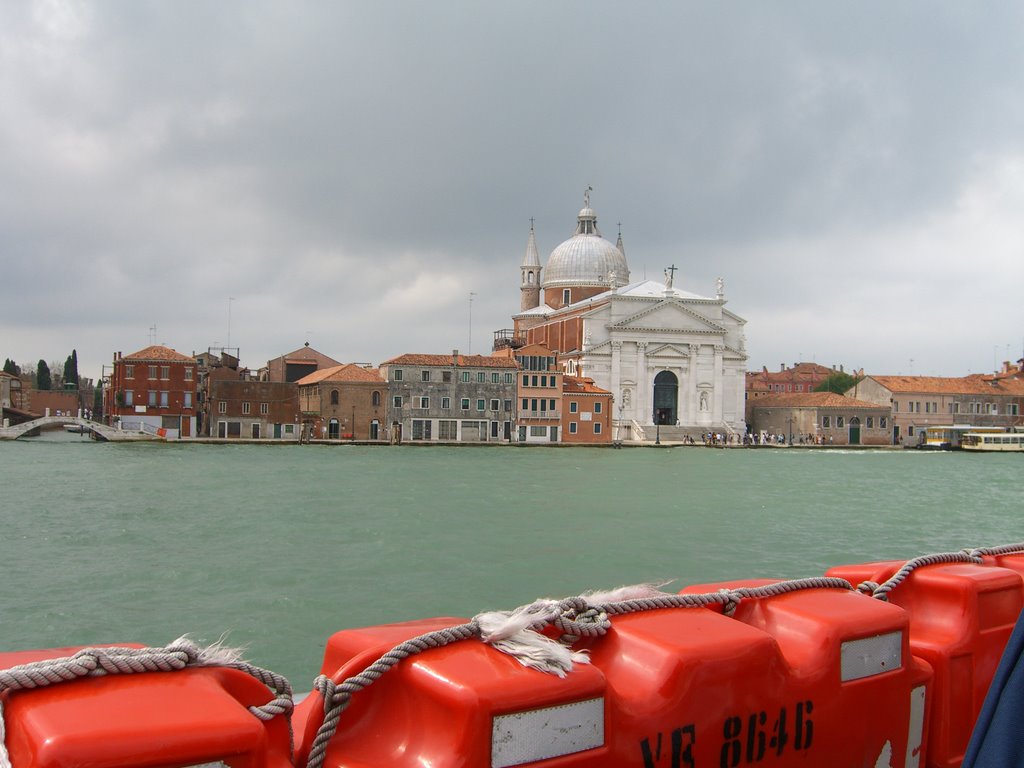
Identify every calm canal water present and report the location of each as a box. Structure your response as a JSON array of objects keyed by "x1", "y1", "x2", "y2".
[{"x1": 1, "y1": 434, "x2": 1019, "y2": 688}]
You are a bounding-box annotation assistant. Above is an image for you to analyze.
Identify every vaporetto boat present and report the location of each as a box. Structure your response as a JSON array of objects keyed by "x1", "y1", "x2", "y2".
[
  {"x1": 1, "y1": 543, "x2": 1022, "y2": 767},
  {"x1": 960, "y1": 432, "x2": 1024, "y2": 452}
]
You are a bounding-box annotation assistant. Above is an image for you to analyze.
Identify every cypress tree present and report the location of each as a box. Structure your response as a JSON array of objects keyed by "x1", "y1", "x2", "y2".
[
  {"x1": 36, "y1": 360, "x2": 52, "y2": 391},
  {"x1": 2, "y1": 358, "x2": 18, "y2": 376},
  {"x1": 63, "y1": 350, "x2": 79, "y2": 388}
]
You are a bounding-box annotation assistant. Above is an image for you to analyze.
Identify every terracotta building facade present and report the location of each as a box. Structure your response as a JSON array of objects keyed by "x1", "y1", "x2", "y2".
[{"x1": 561, "y1": 376, "x2": 613, "y2": 444}]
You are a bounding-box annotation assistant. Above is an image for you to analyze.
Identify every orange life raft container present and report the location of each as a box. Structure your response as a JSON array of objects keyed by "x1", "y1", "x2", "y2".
[
  {"x1": 0, "y1": 640, "x2": 294, "y2": 768},
  {"x1": 3, "y1": 546, "x2": 1022, "y2": 768},
  {"x1": 293, "y1": 549, "x2": 1024, "y2": 768}
]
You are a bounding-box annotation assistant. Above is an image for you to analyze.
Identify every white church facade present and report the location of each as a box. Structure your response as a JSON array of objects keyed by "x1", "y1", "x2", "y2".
[{"x1": 506, "y1": 191, "x2": 748, "y2": 439}]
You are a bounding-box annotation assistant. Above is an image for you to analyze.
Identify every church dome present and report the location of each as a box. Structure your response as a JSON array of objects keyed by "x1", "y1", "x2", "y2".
[{"x1": 543, "y1": 199, "x2": 629, "y2": 290}]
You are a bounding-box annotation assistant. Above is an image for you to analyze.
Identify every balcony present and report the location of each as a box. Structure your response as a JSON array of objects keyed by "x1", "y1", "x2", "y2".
[
  {"x1": 519, "y1": 410, "x2": 560, "y2": 420},
  {"x1": 493, "y1": 329, "x2": 526, "y2": 351}
]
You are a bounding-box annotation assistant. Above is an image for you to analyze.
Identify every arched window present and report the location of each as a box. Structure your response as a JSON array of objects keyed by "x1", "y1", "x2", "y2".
[
  {"x1": 528, "y1": 271, "x2": 535, "y2": 284},
  {"x1": 372, "y1": 391, "x2": 381, "y2": 407},
  {"x1": 330, "y1": 389, "x2": 339, "y2": 405}
]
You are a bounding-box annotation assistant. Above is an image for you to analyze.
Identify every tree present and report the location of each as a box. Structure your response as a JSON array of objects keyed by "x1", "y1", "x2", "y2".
[
  {"x1": 49, "y1": 360, "x2": 64, "y2": 390},
  {"x1": 19, "y1": 362, "x2": 36, "y2": 387},
  {"x1": 814, "y1": 371, "x2": 861, "y2": 395},
  {"x1": 63, "y1": 350, "x2": 79, "y2": 388},
  {"x1": 36, "y1": 360, "x2": 52, "y2": 391},
  {"x1": 2, "y1": 359, "x2": 18, "y2": 375}
]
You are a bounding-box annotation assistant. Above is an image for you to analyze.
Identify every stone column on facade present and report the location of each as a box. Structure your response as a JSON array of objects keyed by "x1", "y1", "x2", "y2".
[
  {"x1": 688, "y1": 345, "x2": 699, "y2": 424},
  {"x1": 676, "y1": 359, "x2": 687, "y2": 426},
  {"x1": 610, "y1": 340, "x2": 623, "y2": 423},
  {"x1": 636, "y1": 342, "x2": 648, "y2": 424},
  {"x1": 713, "y1": 345, "x2": 725, "y2": 424}
]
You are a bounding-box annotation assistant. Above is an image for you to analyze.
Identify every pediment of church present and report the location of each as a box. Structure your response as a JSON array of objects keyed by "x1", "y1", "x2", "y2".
[
  {"x1": 646, "y1": 343, "x2": 693, "y2": 358},
  {"x1": 611, "y1": 300, "x2": 726, "y2": 335}
]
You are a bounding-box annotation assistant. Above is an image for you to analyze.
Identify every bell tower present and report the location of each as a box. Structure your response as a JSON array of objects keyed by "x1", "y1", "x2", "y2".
[{"x1": 520, "y1": 218, "x2": 541, "y2": 312}]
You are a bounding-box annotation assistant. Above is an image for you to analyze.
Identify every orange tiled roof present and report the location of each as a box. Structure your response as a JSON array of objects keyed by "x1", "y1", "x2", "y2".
[
  {"x1": 383, "y1": 353, "x2": 519, "y2": 368},
  {"x1": 296, "y1": 364, "x2": 383, "y2": 385},
  {"x1": 992, "y1": 377, "x2": 1024, "y2": 395},
  {"x1": 563, "y1": 376, "x2": 611, "y2": 395},
  {"x1": 868, "y1": 375, "x2": 1003, "y2": 395},
  {"x1": 752, "y1": 392, "x2": 887, "y2": 409},
  {"x1": 511, "y1": 343, "x2": 558, "y2": 356},
  {"x1": 122, "y1": 345, "x2": 195, "y2": 363}
]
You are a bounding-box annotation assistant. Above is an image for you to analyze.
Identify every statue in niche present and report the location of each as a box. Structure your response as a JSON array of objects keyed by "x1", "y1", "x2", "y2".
[
  {"x1": 700, "y1": 391, "x2": 709, "y2": 411},
  {"x1": 622, "y1": 388, "x2": 631, "y2": 408}
]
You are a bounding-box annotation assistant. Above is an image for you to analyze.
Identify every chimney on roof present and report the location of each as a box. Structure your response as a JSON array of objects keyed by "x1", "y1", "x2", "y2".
[{"x1": 780, "y1": 363, "x2": 785, "y2": 372}]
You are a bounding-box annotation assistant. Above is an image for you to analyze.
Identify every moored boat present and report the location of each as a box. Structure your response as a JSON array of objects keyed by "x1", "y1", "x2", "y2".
[
  {"x1": 1, "y1": 543, "x2": 1023, "y2": 767},
  {"x1": 961, "y1": 432, "x2": 1024, "y2": 452}
]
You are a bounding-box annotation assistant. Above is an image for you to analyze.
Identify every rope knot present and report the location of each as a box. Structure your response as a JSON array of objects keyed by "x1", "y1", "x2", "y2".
[
  {"x1": 718, "y1": 589, "x2": 742, "y2": 617},
  {"x1": 164, "y1": 637, "x2": 202, "y2": 666},
  {"x1": 962, "y1": 547, "x2": 986, "y2": 563},
  {"x1": 313, "y1": 674, "x2": 345, "y2": 708},
  {"x1": 856, "y1": 580, "x2": 880, "y2": 596},
  {"x1": 554, "y1": 604, "x2": 611, "y2": 645}
]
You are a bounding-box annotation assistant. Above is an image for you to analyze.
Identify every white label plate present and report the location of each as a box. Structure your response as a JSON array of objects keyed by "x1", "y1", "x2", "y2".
[{"x1": 492, "y1": 697, "x2": 604, "y2": 768}]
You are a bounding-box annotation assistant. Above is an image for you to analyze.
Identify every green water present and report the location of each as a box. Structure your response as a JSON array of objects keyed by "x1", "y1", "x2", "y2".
[{"x1": 1, "y1": 436, "x2": 1019, "y2": 688}]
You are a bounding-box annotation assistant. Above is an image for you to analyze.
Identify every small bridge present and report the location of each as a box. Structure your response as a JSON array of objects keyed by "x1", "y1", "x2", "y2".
[{"x1": 0, "y1": 416, "x2": 163, "y2": 442}]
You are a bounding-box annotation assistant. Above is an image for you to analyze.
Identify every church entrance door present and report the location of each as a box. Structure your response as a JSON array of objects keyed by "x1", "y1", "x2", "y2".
[{"x1": 653, "y1": 371, "x2": 678, "y2": 425}]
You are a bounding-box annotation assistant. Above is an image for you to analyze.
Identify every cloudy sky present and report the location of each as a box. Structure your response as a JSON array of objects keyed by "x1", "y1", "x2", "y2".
[{"x1": 2, "y1": 2, "x2": 1023, "y2": 381}]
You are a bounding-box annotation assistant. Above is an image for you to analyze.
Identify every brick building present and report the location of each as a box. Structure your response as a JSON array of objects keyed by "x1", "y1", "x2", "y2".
[
  {"x1": 263, "y1": 343, "x2": 343, "y2": 383},
  {"x1": 380, "y1": 352, "x2": 518, "y2": 442},
  {"x1": 103, "y1": 345, "x2": 198, "y2": 438},
  {"x1": 296, "y1": 364, "x2": 387, "y2": 441},
  {"x1": 745, "y1": 363, "x2": 842, "y2": 423},
  {"x1": 208, "y1": 378, "x2": 301, "y2": 440},
  {"x1": 748, "y1": 392, "x2": 891, "y2": 446}
]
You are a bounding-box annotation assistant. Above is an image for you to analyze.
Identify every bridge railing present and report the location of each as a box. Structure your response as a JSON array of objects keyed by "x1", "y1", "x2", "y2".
[{"x1": 119, "y1": 420, "x2": 162, "y2": 436}]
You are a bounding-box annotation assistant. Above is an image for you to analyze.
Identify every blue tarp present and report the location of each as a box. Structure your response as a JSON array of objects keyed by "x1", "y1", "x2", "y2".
[{"x1": 962, "y1": 608, "x2": 1024, "y2": 767}]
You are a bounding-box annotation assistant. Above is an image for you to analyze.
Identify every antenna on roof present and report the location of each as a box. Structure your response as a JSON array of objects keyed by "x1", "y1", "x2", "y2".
[
  {"x1": 468, "y1": 292, "x2": 476, "y2": 354},
  {"x1": 148, "y1": 325, "x2": 157, "y2": 345}
]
